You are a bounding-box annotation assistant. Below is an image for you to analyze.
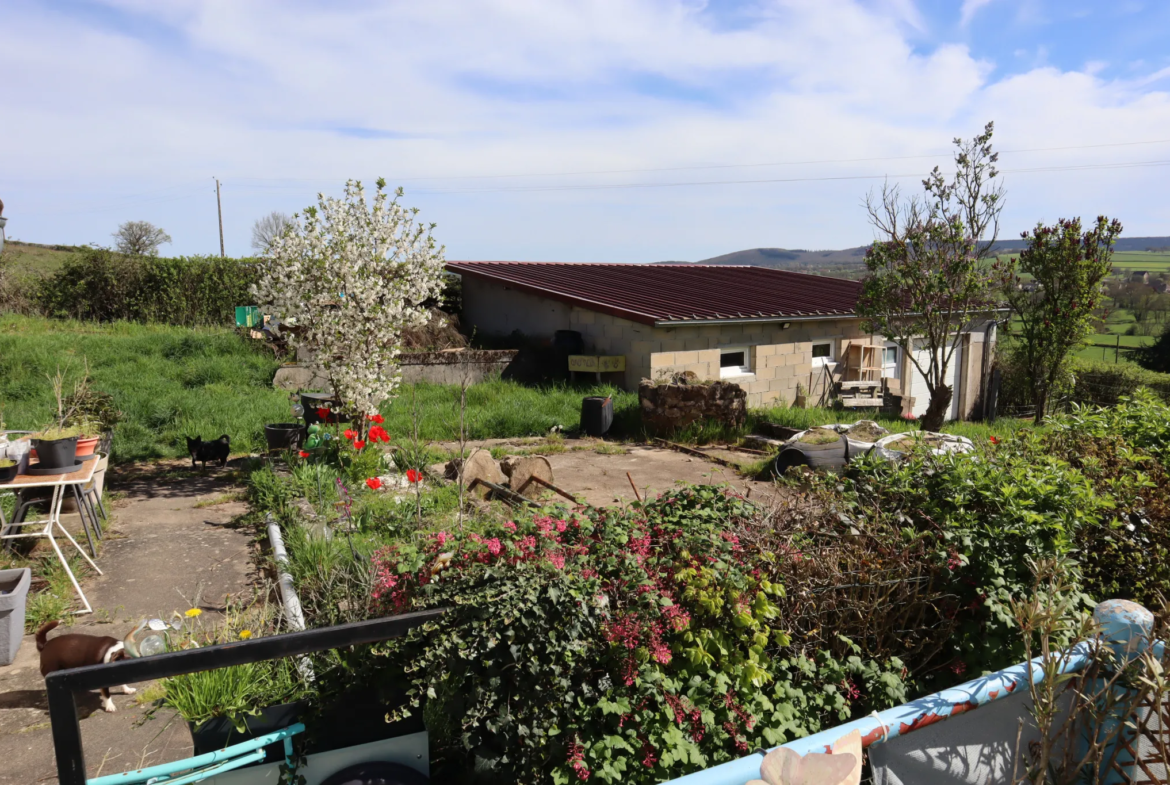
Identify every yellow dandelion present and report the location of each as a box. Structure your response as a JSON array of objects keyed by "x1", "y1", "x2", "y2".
[
  {"x1": 239, "y1": 629, "x2": 253, "y2": 640},
  {"x1": 185, "y1": 608, "x2": 203, "y2": 618}
]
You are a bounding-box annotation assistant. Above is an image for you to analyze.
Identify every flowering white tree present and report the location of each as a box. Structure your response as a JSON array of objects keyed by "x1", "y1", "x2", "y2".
[{"x1": 253, "y1": 179, "x2": 446, "y2": 427}]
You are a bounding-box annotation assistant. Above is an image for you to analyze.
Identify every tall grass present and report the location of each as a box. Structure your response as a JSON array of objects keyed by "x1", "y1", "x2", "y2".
[
  {"x1": 377, "y1": 380, "x2": 640, "y2": 441},
  {"x1": 0, "y1": 315, "x2": 289, "y2": 462}
]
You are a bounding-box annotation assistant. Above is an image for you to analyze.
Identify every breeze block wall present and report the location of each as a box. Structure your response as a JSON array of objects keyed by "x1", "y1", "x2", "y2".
[{"x1": 638, "y1": 378, "x2": 748, "y2": 434}]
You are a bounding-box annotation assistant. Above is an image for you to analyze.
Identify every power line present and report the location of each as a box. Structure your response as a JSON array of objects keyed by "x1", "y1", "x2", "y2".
[
  {"x1": 404, "y1": 158, "x2": 1170, "y2": 195},
  {"x1": 230, "y1": 136, "x2": 1170, "y2": 185}
]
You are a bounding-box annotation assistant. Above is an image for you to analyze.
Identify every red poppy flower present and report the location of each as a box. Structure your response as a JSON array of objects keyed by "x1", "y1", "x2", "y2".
[
  {"x1": 343, "y1": 429, "x2": 357, "y2": 441},
  {"x1": 298, "y1": 450, "x2": 310, "y2": 458},
  {"x1": 368, "y1": 414, "x2": 385, "y2": 424},
  {"x1": 368, "y1": 425, "x2": 390, "y2": 443},
  {"x1": 989, "y1": 436, "x2": 999, "y2": 445},
  {"x1": 353, "y1": 440, "x2": 366, "y2": 450},
  {"x1": 366, "y1": 477, "x2": 383, "y2": 490},
  {"x1": 406, "y1": 469, "x2": 423, "y2": 484},
  {"x1": 316, "y1": 407, "x2": 330, "y2": 420}
]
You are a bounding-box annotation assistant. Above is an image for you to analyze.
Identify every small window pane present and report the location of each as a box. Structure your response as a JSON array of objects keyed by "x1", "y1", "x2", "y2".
[
  {"x1": 720, "y1": 351, "x2": 746, "y2": 368},
  {"x1": 884, "y1": 347, "x2": 898, "y2": 364},
  {"x1": 811, "y1": 343, "x2": 831, "y2": 359}
]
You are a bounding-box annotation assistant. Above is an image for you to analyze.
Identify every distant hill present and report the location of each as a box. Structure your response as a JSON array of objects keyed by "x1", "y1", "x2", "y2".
[
  {"x1": 665, "y1": 237, "x2": 1170, "y2": 278},
  {"x1": 0, "y1": 240, "x2": 82, "y2": 279},
  {"x1": 987, "y1": 236, "x2": 1170, "y2": 254},
  {"x1": 656, "y1": 246, "x2": 871, "y2": 278}
]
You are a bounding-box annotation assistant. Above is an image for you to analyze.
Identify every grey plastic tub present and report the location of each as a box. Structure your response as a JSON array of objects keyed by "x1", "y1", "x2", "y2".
[{"x1": 0, "y1": 568, "x2": 31, "y2": 665}]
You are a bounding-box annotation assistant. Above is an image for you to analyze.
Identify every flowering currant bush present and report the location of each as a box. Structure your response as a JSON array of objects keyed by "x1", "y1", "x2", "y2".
[
  {"x1": 358, "y1": 486, "x2": 907, "y2": 783},
  {"x1": 254, "y1": 179, "x2": 446, "y2": 426}
]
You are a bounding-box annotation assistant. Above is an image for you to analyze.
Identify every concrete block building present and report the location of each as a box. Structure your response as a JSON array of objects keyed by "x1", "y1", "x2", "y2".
[{"x1": 449, "y1": 261, "x2": 996, "y2": 421}]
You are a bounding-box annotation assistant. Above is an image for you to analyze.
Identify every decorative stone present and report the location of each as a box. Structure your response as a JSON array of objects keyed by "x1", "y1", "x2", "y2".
[
  {"x1": 458, "y1": 449, "x2": 507, "y2": 497},
  {"x1": 508, "y1": 456, "x2": 555, "y2": 498}
]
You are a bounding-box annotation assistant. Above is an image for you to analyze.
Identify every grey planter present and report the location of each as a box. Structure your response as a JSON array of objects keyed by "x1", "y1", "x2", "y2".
[{"x1": 0, "y1": 569, "x2": 31, "y2": 665}]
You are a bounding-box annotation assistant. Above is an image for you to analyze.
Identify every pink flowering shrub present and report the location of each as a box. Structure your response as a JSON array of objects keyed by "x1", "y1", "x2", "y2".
[{"x1": 358, "y1": 485, "x2": 908, "y2": 784}]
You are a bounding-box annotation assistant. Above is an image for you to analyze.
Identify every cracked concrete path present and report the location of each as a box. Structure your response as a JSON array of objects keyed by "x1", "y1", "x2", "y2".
[{"x1": 0, "y1": 460, "x2": 257, "y2": 784}]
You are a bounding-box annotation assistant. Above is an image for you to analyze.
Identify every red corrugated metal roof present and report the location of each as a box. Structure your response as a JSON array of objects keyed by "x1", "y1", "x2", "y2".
[{"x1": 446, "y1": 261, "x2": 862, "y2": 326}]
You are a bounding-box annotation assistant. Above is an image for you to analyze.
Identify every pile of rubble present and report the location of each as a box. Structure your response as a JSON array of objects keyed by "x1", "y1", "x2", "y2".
[{"x1": 638, "y1": 376, "x2": 747, "y2": 434}]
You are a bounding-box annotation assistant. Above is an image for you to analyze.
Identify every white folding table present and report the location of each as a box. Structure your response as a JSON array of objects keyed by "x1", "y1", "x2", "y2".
[{"x1": 1, "y1": 458, "x2": 103, "y2": 614}]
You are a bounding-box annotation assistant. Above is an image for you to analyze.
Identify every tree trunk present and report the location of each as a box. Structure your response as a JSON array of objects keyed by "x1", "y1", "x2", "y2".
[
  {"x1": 1034, "y1": 385, "x2": 1049, "y2": 425},
  {"x1": 921, "y1": 386, "x2": 953, "y2": 432}
]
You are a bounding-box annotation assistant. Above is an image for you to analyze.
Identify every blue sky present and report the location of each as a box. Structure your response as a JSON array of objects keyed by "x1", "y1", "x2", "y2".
[{"x1": 1, "y1": 0, "x2": 1168, "y2": 260}]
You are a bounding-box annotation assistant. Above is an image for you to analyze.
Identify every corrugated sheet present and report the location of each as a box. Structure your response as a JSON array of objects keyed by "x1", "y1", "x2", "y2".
[{"x1": 446, "y1": 261, "x2": 862, "y2": 325}]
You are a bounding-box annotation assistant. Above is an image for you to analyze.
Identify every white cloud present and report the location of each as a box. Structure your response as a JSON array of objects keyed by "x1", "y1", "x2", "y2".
[
  {"x1": 960, "y1": 0, "x2": 996, "y2": 26},
  {"x1": 0, "y1": 0, "x2": 1167, "y2": 260}
]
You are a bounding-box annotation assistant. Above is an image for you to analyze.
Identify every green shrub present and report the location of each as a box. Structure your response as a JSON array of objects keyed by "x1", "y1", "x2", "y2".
[
  {"x1": 1069, "y1": 359, "x2": 1170, "y2": 408},
  {"x1": 34, "y1": 248, "x2": 258, "y2": 327},
  {"x1": 357, "y1": 489, "x2": 911, "y2": 784}
]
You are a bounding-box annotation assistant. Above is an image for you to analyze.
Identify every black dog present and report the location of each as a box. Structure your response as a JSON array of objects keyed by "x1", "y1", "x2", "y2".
[{"x1": 186, "y1": 435, "x2": 231, "y2": 468}]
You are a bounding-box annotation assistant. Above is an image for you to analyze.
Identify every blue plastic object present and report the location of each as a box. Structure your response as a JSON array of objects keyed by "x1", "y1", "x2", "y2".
[{"x1": 87, "y1": 722, "x2": 304, "y2": 785}]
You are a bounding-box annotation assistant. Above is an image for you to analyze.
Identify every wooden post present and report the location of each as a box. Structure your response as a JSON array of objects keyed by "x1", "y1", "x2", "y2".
[{"x1": 215, "y1": 177, "x2": 225, "y2": 258}]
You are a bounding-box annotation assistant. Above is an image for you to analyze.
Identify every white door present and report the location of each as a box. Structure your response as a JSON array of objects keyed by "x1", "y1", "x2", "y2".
[
  {"x1": 910, "y1": 344, "x2": 962, "y2": 421},
  {"x1": 882, "y1": 342, "x2": 901, "y2": 380}
]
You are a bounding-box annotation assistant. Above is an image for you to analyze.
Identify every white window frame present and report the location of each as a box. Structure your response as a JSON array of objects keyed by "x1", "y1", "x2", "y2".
[
  {"x1": 811, "y1": 340, "x2": 836, "y2": 367},
  {"x1": 719, "y1": 345, "x2": 752, "y2": 378}
]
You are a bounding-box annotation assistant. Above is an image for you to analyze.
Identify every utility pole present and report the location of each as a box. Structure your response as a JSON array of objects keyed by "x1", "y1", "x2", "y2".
[{"x1": 214, "y1": 177, "x2": 225, "y2": 258}]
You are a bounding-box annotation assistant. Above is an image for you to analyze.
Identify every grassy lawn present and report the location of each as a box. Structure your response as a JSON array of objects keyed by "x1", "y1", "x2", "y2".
[
  {"x1": 379, "y1": 380, "x2": 639, "y2": 441},
  {"x1": 0, "y1": 315, "x2": 289, "y2": 462},
  {"x1": 1, "y1": 315, "x2": 1038, "y2": 465}
]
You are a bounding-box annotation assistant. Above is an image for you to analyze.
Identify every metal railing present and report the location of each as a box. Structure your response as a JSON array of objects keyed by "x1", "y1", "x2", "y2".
[{"x1": 48, "y1": 609, "x2": 445, "y2": 785}]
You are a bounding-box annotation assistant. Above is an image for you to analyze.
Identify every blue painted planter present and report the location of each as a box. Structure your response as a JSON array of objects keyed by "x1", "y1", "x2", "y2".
[{"x1": 661, "y1": 599, "x2": 1159, "y2": 785}]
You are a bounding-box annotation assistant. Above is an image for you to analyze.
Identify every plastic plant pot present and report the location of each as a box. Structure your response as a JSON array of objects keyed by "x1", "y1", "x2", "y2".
[
  {"x1": 264, "y1": 424, "x2": 306, "y2": 452},
  {"x1": 75, "y1": 435, "x2": 100, "y2": 457},
  {"x1": 0, "y1": 568, "x2": 31, "y2": 665},
  {"x1": 0, "y1": 462, "x2": 16, "y2": 484},
  {"x1": 30, "y1": 436, "x2": 78, "y2": 470}
]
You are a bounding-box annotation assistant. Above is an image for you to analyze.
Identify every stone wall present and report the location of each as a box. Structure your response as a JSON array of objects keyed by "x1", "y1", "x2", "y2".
[
  {"x1": 273, "y1": 349, "x2": 517, "y2": 390},
  {"x1": 400, "y1": 349, "x2": 517, "y2": 385},
  {"x1": 638, "y1": 377, "x2": 747, "y2": 434}
]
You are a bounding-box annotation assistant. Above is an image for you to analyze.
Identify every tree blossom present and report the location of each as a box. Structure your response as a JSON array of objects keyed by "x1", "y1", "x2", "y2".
[{"x1": 254, "y1": 179, "x2": 447, "y2": 422}]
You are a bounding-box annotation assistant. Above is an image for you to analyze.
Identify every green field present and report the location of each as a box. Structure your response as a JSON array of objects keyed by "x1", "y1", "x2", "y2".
[
  {"x1": 994, "y1": 250, "x2": 1170, "y2": 277},
  {"x1": 0, "y1": 241, "x2": 79, "y2": 279}
]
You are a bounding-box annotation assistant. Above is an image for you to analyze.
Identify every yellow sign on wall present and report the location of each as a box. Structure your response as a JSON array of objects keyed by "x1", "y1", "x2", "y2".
[{"x1": 569, "y1": 355, "x2": 626, "y2": 372}]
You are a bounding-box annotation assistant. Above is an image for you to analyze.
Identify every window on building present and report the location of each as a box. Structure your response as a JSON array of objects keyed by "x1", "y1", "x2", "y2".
[
  {"x1": 811, "y1": 341, "x2": 835, "y2": 366},
  {"x1": 719, "y1": 346, "x2": 751, "y2": 377}
]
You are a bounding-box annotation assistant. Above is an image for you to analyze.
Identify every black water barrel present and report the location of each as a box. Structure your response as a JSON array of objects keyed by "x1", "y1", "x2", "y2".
[
  {"x1": 554, "y1": 330, "x2": 584, "y2": 355},
  {"x1": 581, "y1": 396, "x2": 613, "y2": 437},
  {"x1": 774, "y1": 433, "x2": 850, "y2": 475}
]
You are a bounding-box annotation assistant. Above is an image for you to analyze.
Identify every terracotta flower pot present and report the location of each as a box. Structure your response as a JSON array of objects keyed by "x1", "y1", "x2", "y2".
[{"x1": 75, "y1": 436, "x2": 100, "y2": 457}]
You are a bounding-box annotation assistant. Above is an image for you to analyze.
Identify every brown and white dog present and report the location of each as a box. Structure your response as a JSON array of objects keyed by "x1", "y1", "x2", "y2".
[{"x1": 37, "y1": 621, "x2": 137, "y2": 713}]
